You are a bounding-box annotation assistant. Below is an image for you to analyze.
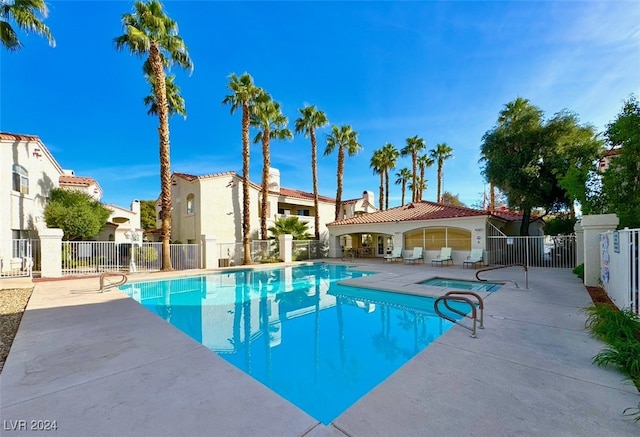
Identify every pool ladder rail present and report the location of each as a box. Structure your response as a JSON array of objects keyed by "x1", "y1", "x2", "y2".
[
  {"x1": 434, "y1": 291, "x2": 484, "y2": 338},
  {"x1": 99, "y1": 272, "x2": 128, "y2": 292},
  {"x1": 476, "y1": 263, "x2": 528, "y2": 289}
]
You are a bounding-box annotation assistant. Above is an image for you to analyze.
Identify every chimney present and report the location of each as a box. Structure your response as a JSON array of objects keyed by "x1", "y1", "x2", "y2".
[
  {"x1": 363, "y1": 190, "x2": 374, "y2": 207},
  {"x1": 269, "y1": 168, "x2": 281, "y2": 193}
]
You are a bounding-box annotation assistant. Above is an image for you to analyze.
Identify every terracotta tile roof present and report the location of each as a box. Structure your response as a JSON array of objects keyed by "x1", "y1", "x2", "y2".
[
  {"x1": 0, "y1": 132, "x2": 42, "y2": 142},
  {"x1": 329, "y1": 201, "x2": 489, "y2": 226},
  {"x1": 174, "y1": 171, "x2": 237, "y2": 181},
  {"x1": 603, "y1": 148, "x2": 622, "y2": 158},
  {"x1": 59, "y1": 175, "x2": 97, "y2": 186},
  {"x1": 277, "y1": 187, "x2": 335, "y2": 204}
]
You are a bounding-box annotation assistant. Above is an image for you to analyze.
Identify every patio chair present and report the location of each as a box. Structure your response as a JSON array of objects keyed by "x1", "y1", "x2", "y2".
[
  {"x1": 431, "y1": 247, "x2": 453, "y2": 267},
  {"x1": 463, "y1": 248, "x2": 484, "y2": 269},
  {"x1": 404, "y1": 247, "x2": 424, "y2": 264},
  {"x1": 383, "y1": 247, "x2": 403, "y2": 263}
]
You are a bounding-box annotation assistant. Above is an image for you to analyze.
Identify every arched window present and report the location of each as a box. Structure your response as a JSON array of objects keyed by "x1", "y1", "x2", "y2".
[
  {"x1": 186, "y1": 194, "x2": 195, "y2": 214},
  {"x1": 12, "y1": 164, "x2": 29, "y2": 194}
]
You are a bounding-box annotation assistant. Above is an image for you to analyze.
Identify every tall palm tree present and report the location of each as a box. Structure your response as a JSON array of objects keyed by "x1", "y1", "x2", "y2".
[
  {"x1": 115, "y1": 0, "x2": 193, "y2": 271},
  {"x1": 429, "y1": 143, "x2": 454, "y2": 203},
  {"x1": 252, "y1": 94, "x2": 293, "y2": 240},
  {"x1": 223, "y1": 73, "x2": 263, "y2": 265},
  {"x1": 324, "y1": 125, "x2": 363, "y2": 221},
  {"x1": 294, "y1": 105, "x2": 329, "y2": 240},
  {"x1": 370, "y1": 149, "x2": 385, "y2": 210},
  {"x1": 395, "y1": 167, "x2": 412, "y2": 206},
  {"x1": 417, "y1": 154, "x2": 434, "y2": 201},
  {"x1": 380, "y1": 143, "x2": 399, "y2": 209},
  {"x1": 1, "y1": 0, "x2": 55, "y2": 51},
  {"x1": 400, "y1": 135, "x2": 426, "y2": 203}
]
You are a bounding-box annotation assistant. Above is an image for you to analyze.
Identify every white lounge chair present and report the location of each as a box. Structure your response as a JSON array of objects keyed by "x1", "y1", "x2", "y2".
[
  {"x1": 431, "y1": 247, "x2": 453, "y2": 266},
  {"x1": 463, "y1": 248, "x2": 484, "y2": 269},
  {"x1": 384, "y1": 247, "x2": 403, "y2": 263},
  {"x1": 404, "y1": 247, "x2": 423, "y2": 264}
]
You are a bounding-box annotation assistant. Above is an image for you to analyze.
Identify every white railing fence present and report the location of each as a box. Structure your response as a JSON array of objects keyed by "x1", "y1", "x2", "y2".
[
  {"x1": 600, "y1": 229, "x2": 639, "y2": 315},
  {"x1": 293, "y1": 240, "x2": 328, "y2": 261},
  {"x1": 486, "y1": 235, "x2": 576, "y2": 269},
  {"x1": 218, "y1": 242, "x2": 243, "y2": 267},
  {"x1": 0, "y1": 239, "x2": 33, "y2": 278},
  {"x1": 251, "y1": 240, "x2": 278, "y2": 262}
]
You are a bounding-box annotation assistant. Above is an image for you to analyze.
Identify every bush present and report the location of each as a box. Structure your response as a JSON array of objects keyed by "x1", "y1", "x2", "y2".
[
  {"x1": 134, "y1": 246, "x2": 158, "y2": 263},
  {"x1": 572, "y1": 263, "x2": 584, "y2": 280}
]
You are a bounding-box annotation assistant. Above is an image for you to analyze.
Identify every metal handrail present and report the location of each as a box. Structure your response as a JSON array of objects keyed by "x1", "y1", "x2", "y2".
[
  {"x1": 99, "y1": 272, "x2": 127, "y2": 292},
  {"x1": 434, "y1": 292, "x2": 484, "y2": 338},
  {"x1": 476, "y1": 263, "x2": 528, "y2": 289}
]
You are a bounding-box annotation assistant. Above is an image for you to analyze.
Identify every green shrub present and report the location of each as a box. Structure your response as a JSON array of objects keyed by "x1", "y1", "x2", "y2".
[
  {"x1": 572, "y1": 263, "x2": 584, "y2": 280},
  {"x1": 134, "y1": 246, "x2": 158, "y2": 263}
]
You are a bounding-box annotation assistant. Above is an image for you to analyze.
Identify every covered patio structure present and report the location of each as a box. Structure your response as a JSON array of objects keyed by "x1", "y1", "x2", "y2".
[{"x1": 327, "y1": 201, "x2": 513, "y2": 265}]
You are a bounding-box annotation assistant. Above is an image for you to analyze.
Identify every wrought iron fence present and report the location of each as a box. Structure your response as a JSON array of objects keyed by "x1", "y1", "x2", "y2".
[
  {"x1": 486, "y1": 235, "x2": 576, "y2": 269},
  {"x1": 601, "y1": 229, "x2": 639, "y2": 316},
  {"x1": 251, "y1": 240, "x2": 278, "y2": 263},
  {"x1": 218, "y1": 242, "x2": 243, "y2": 267},
  {"x1": 0, "y1": 239, "x2": 32, "y2": 278},
  {"x1": 293, "y1": 240, "x2": 328, "y2": 261}
]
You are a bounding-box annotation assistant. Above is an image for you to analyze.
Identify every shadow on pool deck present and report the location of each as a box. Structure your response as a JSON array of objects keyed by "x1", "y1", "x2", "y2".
[{"x1": 1, "y1": 261, "x2": 638, "y2": 436}]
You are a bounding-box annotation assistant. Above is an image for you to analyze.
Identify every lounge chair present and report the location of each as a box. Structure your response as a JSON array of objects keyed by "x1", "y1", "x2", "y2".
[
  {"x1": 404, "y1": 247, "x2": 424, "y2": 264},
  {"x1": 463, "y1": 248, "x2": 484, "y2": 269},
  {"x1": 383, "y1": 247, "x2": 403, "y2": 263},
  {"x1": 431, "y1": 247, "x2": 453, "y2": 266}
]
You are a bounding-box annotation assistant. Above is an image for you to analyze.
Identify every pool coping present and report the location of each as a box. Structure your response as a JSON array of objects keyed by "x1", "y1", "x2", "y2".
[{"x1": 1, "y1": 260, "x2": 638, "y2": 436}]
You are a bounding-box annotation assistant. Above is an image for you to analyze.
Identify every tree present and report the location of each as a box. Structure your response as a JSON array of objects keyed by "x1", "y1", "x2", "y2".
[
  {"x1": 139, "y1": 200, "x2": 157, "y2": 230},
  {"x1": 380, "y1": 143, "x2": 399, "y2": 209},
  {"x1": 1, "y1": 0, "x2": 55, "y2": 51},
  {"x1": 440, "y1": 191, "x2": 466, "y2": 207},
  {"x1": 44, "y1": 188, "x2": 111, "y2": 241},
  {"x1": 268, "y1": 216, "x2": 312, "y2": 240},
  {"x1": 601, "y1": 95, "x2": 640, "y2": 228},
  {"x1": 143, "y1": 59, "x2": 186, "y2": 118},
  {"x1": 370, "y1": 149, "x2": 385, "y2": 210},
  {"x1": 294, "y1": 105, "x2": 329, "y2": 240},
  {"x1": 481, "y1": 97, "x2": 601, "y2": 235},
  {"x1": 429, "y1": 143, "x2": 453, "y2": 203},
  {"x1": 252, "y1": 94, "x2": 293, "y2": 240},
  {"x1": 222, "y1": 73, "x2": 264, "y2": 265},
  {"x1": 395, "y1": 167, "x2": 411, "y2": 206},
  {"x1": 417, "y1": 154, "x2": 434, "y2": 201},
  {"x1": 400, "y1": 135, "x2": 426, "y2": 203},
  {"x1": 324, "y1": 125, "x2": 363, "y2": 221},
  {"x1": 115, "y1": 0, "x2": 193, "y2": 270}
]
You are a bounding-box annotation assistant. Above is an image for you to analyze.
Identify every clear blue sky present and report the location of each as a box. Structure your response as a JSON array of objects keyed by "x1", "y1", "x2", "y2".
[{"x1": 2, "y1": 1, "x2": 639, "y2": 209}]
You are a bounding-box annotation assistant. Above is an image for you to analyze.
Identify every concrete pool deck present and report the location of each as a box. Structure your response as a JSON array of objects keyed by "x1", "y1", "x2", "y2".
[{"x1": 1, "y1": 261, "x2": 638, "y2": 436}]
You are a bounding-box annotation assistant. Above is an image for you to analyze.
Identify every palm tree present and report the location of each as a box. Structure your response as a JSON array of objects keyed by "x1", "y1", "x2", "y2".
[
  {"x1": 395, "y1": 167, "x2": 412, "y2": 206},
  {"x1": 400, "y1": 135, "x2": 426, "y2": 203},
  {"x1": 370, "y1": 149, "x2": 385, "y2": 210},
  {"x1": 417, "y1": 154, "x2": 434, "y2": 201},
  {"x1": 1, "y1": 0, "x2": 55, "y2": 51},
  {"x1": 294, "y1": 105, "x2": 329, "y2": 240},
  {"x1": 324, "y1": 125, "x2": 363, "y2": 221},
  {"x1": 429, "y1": 143, "x2": 454, "y2": 203},
  {"x1": 251, "y1": 94, "x2": 293, "y2": 240},
  {"x1": 115, "y1": 0, "x2": 193, "y2": 271},
  {"x1": 268, "y1": 216, "x2": 312, "y2": 240},
  {"x1": 222, "y1": 73, "x2": 263, "y2": 265},
  {"x1": 380, "y1": 143, "x2": 399, "y2": 210}
]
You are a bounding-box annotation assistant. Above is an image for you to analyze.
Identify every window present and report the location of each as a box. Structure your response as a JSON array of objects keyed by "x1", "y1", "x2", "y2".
[
  {"x1": 12, "y1": 164, "x2": 28, "y2": 194},
  {"x1": 297, "y1": 209, "x2": 310, "y2": 216},
  {"x1": 186, "y1": 194, "x2": 195, "y2": 214}
]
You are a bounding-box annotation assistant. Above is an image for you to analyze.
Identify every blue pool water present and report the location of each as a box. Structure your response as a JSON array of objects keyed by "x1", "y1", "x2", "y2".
[
  {"x1": 420, "y1": 277, "x2": 503, "y2": 292},
  {"x1": 120, "y1": 264, "x2": 464, "y2": 424}
]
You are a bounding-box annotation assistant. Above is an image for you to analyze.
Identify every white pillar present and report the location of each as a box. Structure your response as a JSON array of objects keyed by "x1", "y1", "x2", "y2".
[
  {"x1": 574, "y1": 221, "x2": 584, "y2": 267},
  {"x1": 581, "y1": 214, "x2": 619, "y2": 287},
  {"x1": 39, "y1": 228, "x2": 64, "y2": 278},
  {"x1": 279, "y1": 234, "x2": 293, "y2": 263},
  {"x1": 201, "y1": 234, "x2": 218, "y2": 269}
]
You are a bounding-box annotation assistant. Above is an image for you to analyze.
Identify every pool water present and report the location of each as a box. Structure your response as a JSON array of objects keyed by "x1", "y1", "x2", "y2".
[
  {"x1": 120, "y1": 264, "x2": 464, "y2": 424},
  {"x1": 420, "y1": 277, "x2": 503, "y2": 292}
]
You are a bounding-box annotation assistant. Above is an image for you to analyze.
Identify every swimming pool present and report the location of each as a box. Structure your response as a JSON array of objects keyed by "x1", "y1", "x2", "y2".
[
  {"x1": 420, "y1": 277, "x2": 503, "y2": 292},
  {"x1": 120, "y1": 263, "x2": 464, "y2": 424}
]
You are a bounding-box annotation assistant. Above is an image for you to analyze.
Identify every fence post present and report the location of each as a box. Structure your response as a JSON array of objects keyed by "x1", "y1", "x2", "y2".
[
  {"x1": 201, "y1": 234, "x2": 218, "y2": 269},
  {"x1": 38, "y1": 228, "x2": 63, "y2": 278},
  {"x1": 581, "y1": 214, "x2": 619, "y2": 287},
  {"x1": 279, "y1": 234, "x2": 293, "y2": 262}
]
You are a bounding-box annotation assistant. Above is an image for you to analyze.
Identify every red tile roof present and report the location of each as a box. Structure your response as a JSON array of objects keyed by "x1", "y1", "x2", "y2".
[
  {"x1": 277, "y1": 187, "x2": 335, "y2": 203},
  {"x1": 59, "y1": 175, "x2": 97, "y2": 186},
  {"x1": 0, "y1": 132, "x2": 42, "y2": 142},
  {"x1": 329, "y1": 201, "x2": 489, "y2": 226}
]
